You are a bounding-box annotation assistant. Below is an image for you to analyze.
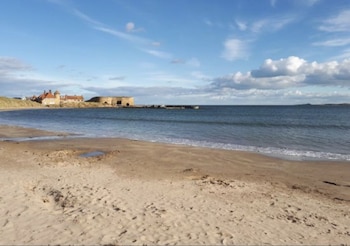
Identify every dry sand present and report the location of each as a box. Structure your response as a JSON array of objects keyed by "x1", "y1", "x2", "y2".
[{"x1": 0, "y1": 125, "x2": 349, "y2": 245}]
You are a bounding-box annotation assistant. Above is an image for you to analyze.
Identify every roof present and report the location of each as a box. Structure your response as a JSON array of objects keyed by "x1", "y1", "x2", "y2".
[{"x1": 39, "y1": 91, "x2": 55, "y2": 99}]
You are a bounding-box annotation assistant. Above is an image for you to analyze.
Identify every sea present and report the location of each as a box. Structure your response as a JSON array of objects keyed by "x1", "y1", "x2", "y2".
[{"x1": 0, "y1": 105, "x2": 349, "y2": 161}]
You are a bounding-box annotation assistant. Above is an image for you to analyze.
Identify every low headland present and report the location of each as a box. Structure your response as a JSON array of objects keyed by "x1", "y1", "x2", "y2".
[
  {"x1": 0, "y1": 96, "x2": 200, "y2": 110},
  {"x1": 0, "y1": 96, "x2": 114, "y2": 109},
  {"x1": 0, "y1": 96, "x2": 44, "y2": 109}
]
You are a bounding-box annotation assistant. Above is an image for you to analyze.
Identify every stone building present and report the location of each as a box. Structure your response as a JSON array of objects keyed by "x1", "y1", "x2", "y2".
[
  {"x1": 32, "y1": 90, "x2": 58, "y2": 105},
  {"x1": 32, "y1": 90, "x2": 84, "y2": 106},
  {"x1": 57, "y1": 91, "x2": 84, "y2": 104},
  {"x1": 87, "y1": 96, "x2": 134, "y2": 107}
]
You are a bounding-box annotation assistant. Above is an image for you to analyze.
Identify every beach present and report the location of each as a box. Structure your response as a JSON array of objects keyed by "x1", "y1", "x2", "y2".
[{"x1": 0, "y1": 125, "x2": 349, "y2": 245}]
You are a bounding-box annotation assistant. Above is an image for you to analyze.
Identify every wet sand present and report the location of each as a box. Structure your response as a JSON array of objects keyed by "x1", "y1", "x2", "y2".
[{"x1": 0, "y1": 125, "x2": 349, "y2": 244}]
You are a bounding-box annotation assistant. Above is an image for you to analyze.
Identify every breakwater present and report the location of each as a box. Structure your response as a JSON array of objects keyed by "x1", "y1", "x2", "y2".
[{"x1": 137, "y1": 105, "x2": 200, "y2": 110}]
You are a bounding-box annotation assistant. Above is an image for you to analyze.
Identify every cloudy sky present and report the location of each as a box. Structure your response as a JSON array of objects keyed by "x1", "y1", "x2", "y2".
[{"x1": 1, "y1": 0, "x2": 350, "y2": 105}]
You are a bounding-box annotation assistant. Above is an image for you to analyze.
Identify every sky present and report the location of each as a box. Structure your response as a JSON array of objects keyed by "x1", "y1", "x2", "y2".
[{"x1": 1, "y1": 0, "x2": 350, "y2": 105}]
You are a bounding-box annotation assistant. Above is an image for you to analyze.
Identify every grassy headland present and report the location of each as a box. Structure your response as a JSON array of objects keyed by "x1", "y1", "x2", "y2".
[
  {"x1": 0, "y1": 96, "x2": 117, "y2": 109},
  {"x1": 0, "y1": 97, "x2": 43, "y2": 109}
]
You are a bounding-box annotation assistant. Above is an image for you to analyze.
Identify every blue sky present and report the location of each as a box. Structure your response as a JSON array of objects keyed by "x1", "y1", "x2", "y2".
[{"x1": 1, "y1": 0, "x2": 350, "y2": 105}]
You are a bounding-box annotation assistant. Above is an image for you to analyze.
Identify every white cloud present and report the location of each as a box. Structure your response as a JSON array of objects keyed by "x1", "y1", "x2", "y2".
[
  {"x1": 211, "y1": 71, "x2": 304, "y2": 90},
  {"x1": 235, "y1": 20, "x2": 247, "y2": 31},
  {"x1": 187, "y1": 58, "x2": 201, "y2": 68},
  {"x1": 270, "y1": 0, "x2": 277, "y2": 7},
  {"x1": 83, "y1": 85, "x2": 204, "y2": 104},
  {"x1": 144, "y1": 71, "x2": 196, "y2": 87},
  {"x1": 71, "y1": 9, "x2": 148, "y2": 45},
  {"x1": 2, "y1": 56, "x2": 350, "y2": 105},
  {"x1": 251, "y1": 56, "x2": 306, "y2": 77},
  {"x1": 94, "y1": 25, "x2": 147, "y2": 44},
  {"x1": 203, "y1": 19, "x2": 226, "y2": 29},
  {"x1": 151, "y1": 42, "x2": 161, "y2": 47},
  {"x1": 313, "y1": 37, "x2": 350, "y2": 47},
  {"x1": 171, "y1": 59, "x2": 185, "y2": 64},
  {"x1": 251, "y1": 16, "x2": 295, "y2": 33},
  {"x1": 303, "y1": 59, "x2": 350, "y2": 85},
  {"x1": 142, "y1": 49, "x2": 172, "y2": 59},
  {"x1": 304, "y1": 0, "x2": 320, "y2": 6},
  {"x1": 0, "y1": 57, "x2": 94, "y2": 98},
  {"x1": 109, "y1": 76, "x2": 125, "y2": 81},
  {"x1": 125, "y1": 22, "x2": 144, "y2": 33},
  {"x1": 319, "y1": 9, "x2": 350, "y2": 32},
  {"x1": 314, "y1": 9, "x2": 350, "y2": 60},
  {"x1": 57, "y1": 6, "x2": 168, "y2": 59},
  {"x1": 0, "y1": 57, "x2": 31, "y2": 74},
  {"x1": 221, "y1": 39, "x2": 248, "y2": 61},
  {"x1": 232, "y1": 16, "x2": 295, "y2": 34},
  {"x1": 204, "y1": 19, "x2": 213, "y2": 27},
  {"x1": 99, "y1": 26, "x2": 166, "y2": 59},
  {"x1": 73, "y1": 9, "x2": 104, "y2": 27},
  {"x1": 212, "y1": 56, "x2": 350, "y2": 90},
  {"x1": 191, "y1": 71, "x2": 211, "y2": 81},
  {"x1": 0, "y1": 57, "x2": 71, "y2": 97},
  {"x1": 126, "y1": 22, "x2": 135, "y2": 32},
  {"x1": 83, "y1": 82, "x2": 350, "y2": 105},
  {"x1": 271, "y1": 0, "x2": 320, "y2": 7},
  {"x1": 330, "y1": 48, "x2": 350, "y2": 61},
  {"x1": 251, "y1": 19, "x2": 269, "y2": 33},
  {"x1": 207, "y1": 15, "x2": 294, "y2": 34},
  {"x1": 170, "y1": 58, "x2": 200, "y2": 67}
]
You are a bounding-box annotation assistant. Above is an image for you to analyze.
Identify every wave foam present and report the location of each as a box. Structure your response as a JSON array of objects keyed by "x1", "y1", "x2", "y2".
[{"x1": 143, "y1": 137, "x2": 350, "y2": 161}]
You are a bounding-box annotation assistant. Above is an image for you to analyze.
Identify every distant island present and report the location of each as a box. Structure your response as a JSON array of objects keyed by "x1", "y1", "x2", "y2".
[{"x1": 297, "y1": 103, "x2": 350, "y2": 106}]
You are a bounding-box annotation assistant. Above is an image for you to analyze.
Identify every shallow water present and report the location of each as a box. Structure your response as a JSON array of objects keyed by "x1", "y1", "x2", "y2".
[
  {"x1": 1, "y1": 105, "x2": 349, "y2": 161},
  {"x1": 80, "y1": 151, "x2": 105, "y2": 158}
]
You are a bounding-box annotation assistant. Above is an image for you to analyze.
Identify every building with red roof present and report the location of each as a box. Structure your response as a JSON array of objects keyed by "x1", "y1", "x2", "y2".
[{"x1": 32, "y1": 90, "x2": 84, "y2": 106}]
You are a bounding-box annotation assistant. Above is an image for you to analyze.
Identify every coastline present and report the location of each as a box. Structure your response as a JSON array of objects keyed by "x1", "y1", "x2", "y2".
[
  {"x1": 0, "y1": 124, "x2": 70, "y2": 138},
  {"x1": 2, "y1": 106, "x2": 350, "y2": 162},
  {"x1": 0, "y1": 124, "x2": 349, "y2": 244}
]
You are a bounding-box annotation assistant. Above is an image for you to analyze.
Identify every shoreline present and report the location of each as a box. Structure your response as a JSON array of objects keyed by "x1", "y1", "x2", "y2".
[
  {"x1": 1, "y1": 108, "x2": 350, "y2": 161},
  {"x1": 0, "y1": 124, "x2": 349, "y2": 200},
  {"x1": 0, "y1": 124, "x2": 349, "y2": 244},
  {"x1": 0, "y1": 124, "x2": 71, "y2": 139}
]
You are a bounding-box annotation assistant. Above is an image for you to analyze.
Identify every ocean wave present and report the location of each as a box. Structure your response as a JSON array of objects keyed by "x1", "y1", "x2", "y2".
[
  {"x1": 2, "y1": 107, "x2": 350, "y2": 162},
  {"x1": 143, "y1": 137, "x2": 350, "y2": 161}
]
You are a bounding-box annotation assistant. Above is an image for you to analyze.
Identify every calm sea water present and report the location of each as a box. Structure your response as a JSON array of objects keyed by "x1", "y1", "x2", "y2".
[{"x1": 1, "y1": 105, "x2": 350, "y2": 161}]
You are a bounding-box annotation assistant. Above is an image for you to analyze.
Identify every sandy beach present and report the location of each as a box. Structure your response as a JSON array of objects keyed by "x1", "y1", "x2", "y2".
[{"x1": 0, "y1": 125, "x2": 349, "y2": 245}]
